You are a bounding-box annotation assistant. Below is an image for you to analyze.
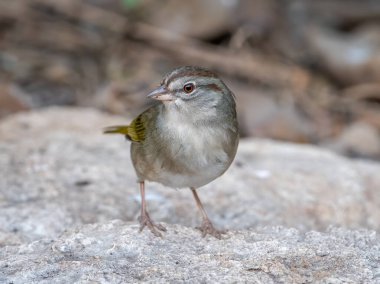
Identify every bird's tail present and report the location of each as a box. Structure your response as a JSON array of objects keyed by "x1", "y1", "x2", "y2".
[{"x1": 103, "y1": 125, "x2": 130, "y2": 135}]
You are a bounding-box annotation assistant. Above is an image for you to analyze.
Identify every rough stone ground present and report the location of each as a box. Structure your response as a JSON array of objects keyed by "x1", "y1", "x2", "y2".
[
  {"x1": 0, "y1": 107, "x2": 379, "y2": 283},
  {"x1": 1, "y1": 222, "x2": 378, "y2": 283}
]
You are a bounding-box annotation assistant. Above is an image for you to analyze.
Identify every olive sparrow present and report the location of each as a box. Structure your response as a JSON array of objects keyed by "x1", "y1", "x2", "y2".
[{"x1": 104, "y1": 66, "x2": 239, "y2": 238}]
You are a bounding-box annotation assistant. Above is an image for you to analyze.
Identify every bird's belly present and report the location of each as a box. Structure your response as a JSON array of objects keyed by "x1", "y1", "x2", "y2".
[
  {"x1": 153, "y1": 154, "x2": 229, "y2": 188},
  {"x1": 138, "y1": 135, "x2": 232, "y2": 188},
  {"x1": 160, "y1": 143, "x2": 230, "y2": 188}
]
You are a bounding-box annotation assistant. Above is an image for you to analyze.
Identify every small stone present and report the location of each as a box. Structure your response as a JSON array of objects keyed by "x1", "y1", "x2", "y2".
[{"x1": 325, "y1": 121, "x2": 380, "y2": 159}]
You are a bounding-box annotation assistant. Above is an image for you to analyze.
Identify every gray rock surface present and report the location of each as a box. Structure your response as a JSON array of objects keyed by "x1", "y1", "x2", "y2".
[
  {"x1": 0, "y1": 222, "x2": 379, "y2": 283},
  {"x1": 0, "y1": 107, "x2": 379, "y2": 283}
]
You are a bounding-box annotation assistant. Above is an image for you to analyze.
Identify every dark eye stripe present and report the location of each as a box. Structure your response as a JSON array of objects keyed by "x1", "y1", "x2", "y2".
[{"x1": 206, "y1": 83, "x2": 222, "y2": 92}]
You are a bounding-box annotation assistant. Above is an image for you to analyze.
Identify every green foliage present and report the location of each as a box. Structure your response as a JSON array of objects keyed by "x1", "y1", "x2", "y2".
[{"x1": 121, "y1": 0, "x2": 139, "y2": 10}]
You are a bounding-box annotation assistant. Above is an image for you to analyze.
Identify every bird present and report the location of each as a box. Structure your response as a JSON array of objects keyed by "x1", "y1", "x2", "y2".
[{"x1": 104, "y1": 66, "x2": 239, "y2": 238}]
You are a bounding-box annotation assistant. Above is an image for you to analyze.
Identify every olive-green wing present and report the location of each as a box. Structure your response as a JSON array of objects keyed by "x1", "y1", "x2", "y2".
[{"x1": 103, "y1": 113, "x2": 146, "y2": 142}]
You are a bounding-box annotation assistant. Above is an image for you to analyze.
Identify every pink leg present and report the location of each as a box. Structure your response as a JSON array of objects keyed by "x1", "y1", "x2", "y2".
[
  {"x1": 138, "y1": 181, "x2": 166, "y2": 237},
  {"x1": 190, "y1": 187, "x2": 224, "y2": 239}
]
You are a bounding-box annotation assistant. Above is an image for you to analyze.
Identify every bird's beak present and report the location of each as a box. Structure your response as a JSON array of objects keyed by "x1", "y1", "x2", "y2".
[{"x1": 147, "y1": 86, "x2": 175, "y2": 101}]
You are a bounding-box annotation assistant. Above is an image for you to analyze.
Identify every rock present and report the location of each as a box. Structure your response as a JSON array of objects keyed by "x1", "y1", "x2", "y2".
[
  {"x1": 0, "y1": 222, "x2": 378, "y2": 283},
  {"x1": 353, "y1": 160, "x2": 380, "y2": 230},
  {"x1": 306, "y1": 25, "x2": 380, "y2": 85},
  {"x1": 0, "y1": 107, "x2": 379, "y2": 247},
  {"x1": 0, "y1": 83, "x2": 30, "y2": 118},
  {"x1": 323, "y1": 121, "x2": 380, "y2": 159},
  {"x1": 0, "y1": 107, "x2": 379, "y2": 282},
  {"x1": 231, "y1": 79, "x2": 315, "y2": 142}
]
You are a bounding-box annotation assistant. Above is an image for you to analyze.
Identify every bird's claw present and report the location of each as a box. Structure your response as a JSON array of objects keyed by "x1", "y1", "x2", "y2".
[
  {"x1": 138, "y1": 212, "x2": 166, "y2": 237},
  {"x1": 196, "y1": 220, "x2": 225, "y2": 239}
]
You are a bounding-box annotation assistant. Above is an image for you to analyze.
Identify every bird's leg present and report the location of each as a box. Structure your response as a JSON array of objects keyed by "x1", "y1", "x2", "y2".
[
  {"x1": 138, "y1": 181, "x2": 166, "y2": 237},
  {"x1": 190, "y1": 187, "x2": 224, "y2": 239}
]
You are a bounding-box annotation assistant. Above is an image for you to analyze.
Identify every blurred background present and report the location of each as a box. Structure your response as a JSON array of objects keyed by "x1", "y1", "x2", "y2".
[{"x1": 1, "y1": 0, "x2": 379, "y2": 160}]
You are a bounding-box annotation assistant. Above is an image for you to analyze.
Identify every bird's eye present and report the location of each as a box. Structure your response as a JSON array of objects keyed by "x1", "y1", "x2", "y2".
[{"x1": 183, "y1": 83, "x2": 195, "y2": 94}]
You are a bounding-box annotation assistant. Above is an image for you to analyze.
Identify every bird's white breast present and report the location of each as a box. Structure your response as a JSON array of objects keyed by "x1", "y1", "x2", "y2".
[{"x1": 154, "y1": 106, "x2": 231, "y2": 188}]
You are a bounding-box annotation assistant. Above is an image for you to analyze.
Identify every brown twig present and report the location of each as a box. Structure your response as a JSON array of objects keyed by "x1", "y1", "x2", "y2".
[
  {"x1": 128, "y1": 22, "x2": 312, "y2": 90},
  {"x1": 23, "y1": 0, "x2": 312, "y2": 91}
]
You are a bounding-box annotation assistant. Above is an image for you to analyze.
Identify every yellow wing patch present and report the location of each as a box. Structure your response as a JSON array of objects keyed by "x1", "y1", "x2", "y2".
[
  {"x1": 127, "y1": 114, "x2": 146, "y2": 142},
  {"x1": 103, "y1": 114, "x2": 146, "y2": 142}
]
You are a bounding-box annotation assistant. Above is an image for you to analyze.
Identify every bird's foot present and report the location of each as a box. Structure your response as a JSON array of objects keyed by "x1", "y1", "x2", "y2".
[
  {"x1": 138, "y1": 211, "x2": 166, "y2": 237},
  {"x1": 196, "y1": 219, "x2": 225, "y2": 239}
]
